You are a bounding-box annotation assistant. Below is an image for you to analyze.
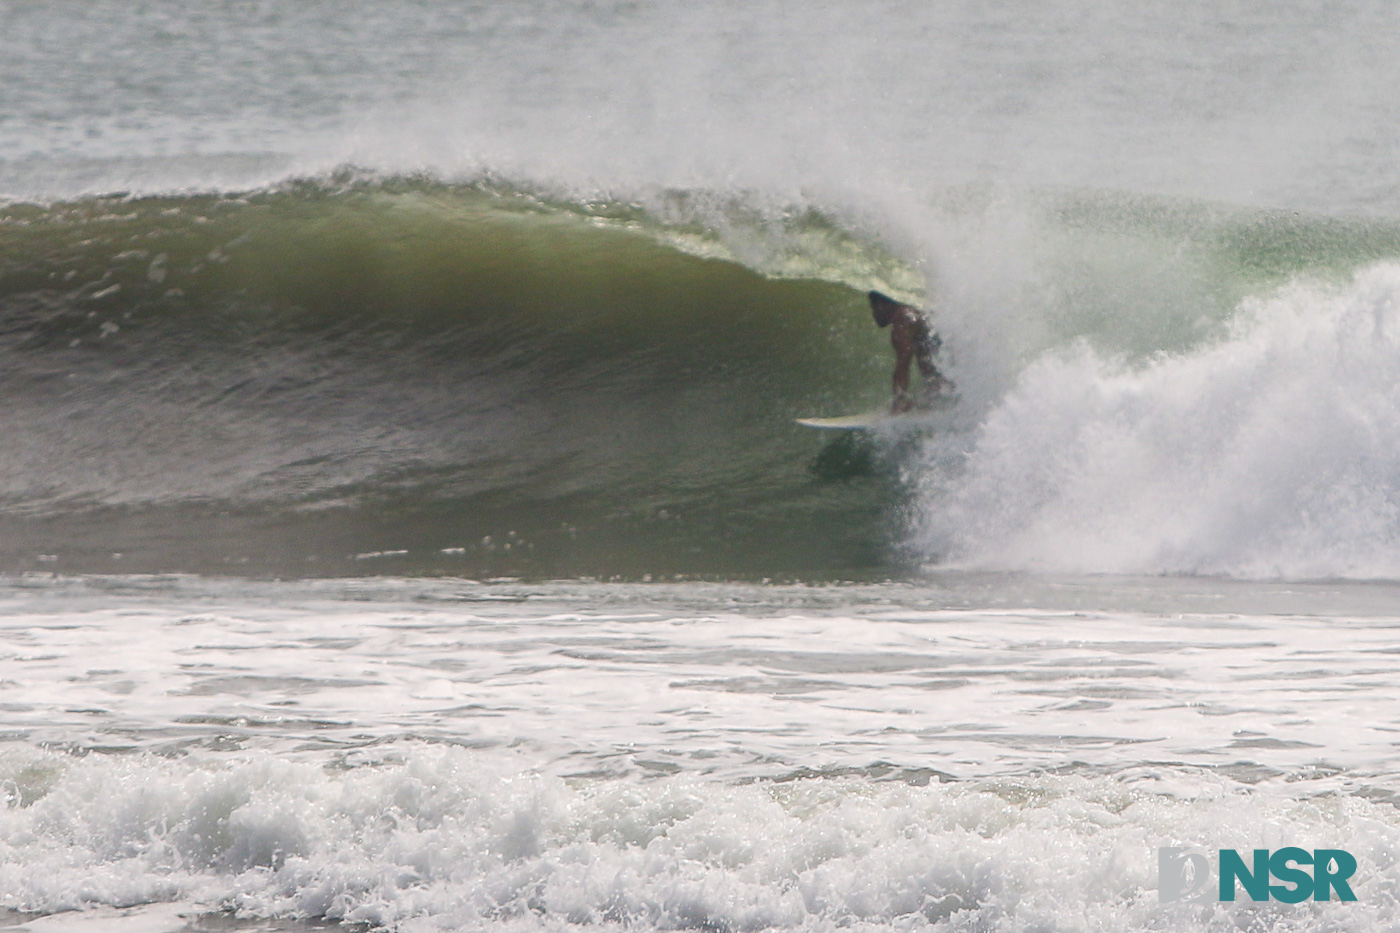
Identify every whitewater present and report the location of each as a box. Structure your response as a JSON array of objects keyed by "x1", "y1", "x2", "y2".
[{"x1": 6, "y1": 1, "x2": 1400, "y2": 930}]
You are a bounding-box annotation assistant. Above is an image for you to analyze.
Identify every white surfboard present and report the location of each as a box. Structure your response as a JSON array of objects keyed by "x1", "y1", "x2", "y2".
[
  {"x1": 796, "y1": 411, "x2": 903, "y2": 430},
  {"x1": 796, "y1": 395, "x2": 958, "y2": 431}
]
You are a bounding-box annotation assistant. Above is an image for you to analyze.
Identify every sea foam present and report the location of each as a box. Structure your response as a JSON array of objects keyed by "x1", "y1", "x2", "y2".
[
  {"x1": 920, "y1": 262, "x2": 1400, "y2": 579},
  {"x1": 2, "y1": 745, "x2": 1398, "y2": 932}
]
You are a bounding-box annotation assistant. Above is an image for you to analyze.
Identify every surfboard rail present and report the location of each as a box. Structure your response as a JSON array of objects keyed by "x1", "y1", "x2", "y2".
[{"x1": 796, "y1": 395, "x2": 959, "y2": 431}]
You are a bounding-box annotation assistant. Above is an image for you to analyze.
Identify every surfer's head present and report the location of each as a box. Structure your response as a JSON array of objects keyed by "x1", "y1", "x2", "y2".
[{"x1": 869, "y1": 291, "x2": 899, "y2": 327}]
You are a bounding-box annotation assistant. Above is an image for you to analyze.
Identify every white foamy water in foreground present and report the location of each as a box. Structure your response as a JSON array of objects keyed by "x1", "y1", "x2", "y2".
[{"x1": 3, "y1": 574, "x2": 1400, "y2": 931}]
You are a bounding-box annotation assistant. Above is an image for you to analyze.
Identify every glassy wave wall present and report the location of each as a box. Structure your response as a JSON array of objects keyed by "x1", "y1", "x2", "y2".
[{"x1": 0, "y1": 180, "x2": 915, "y2": 578}]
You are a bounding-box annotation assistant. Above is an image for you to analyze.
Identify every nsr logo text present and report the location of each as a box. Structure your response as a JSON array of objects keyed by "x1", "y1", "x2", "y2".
[{"x1": 1158, "y1": 848, "x2": 1358, "y2": 903}]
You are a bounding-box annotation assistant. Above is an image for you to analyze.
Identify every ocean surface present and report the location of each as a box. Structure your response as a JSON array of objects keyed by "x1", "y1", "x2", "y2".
[{"x1": 6, "y1": 1, "x2": 1400, "y2": 930}]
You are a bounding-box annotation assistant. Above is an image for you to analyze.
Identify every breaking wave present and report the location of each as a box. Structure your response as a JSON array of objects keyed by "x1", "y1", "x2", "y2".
[
  {"x1": 4, "y1": 173, "x2": 1400, "y2": 580},
  {"x1": 919, "y1": 264, "x2": 1400, "y2": 579}
]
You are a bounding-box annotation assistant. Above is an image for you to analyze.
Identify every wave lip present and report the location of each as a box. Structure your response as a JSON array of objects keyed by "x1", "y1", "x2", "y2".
[{"x1": 920, "y1": 263, "x2": 1400, "y2": 579}]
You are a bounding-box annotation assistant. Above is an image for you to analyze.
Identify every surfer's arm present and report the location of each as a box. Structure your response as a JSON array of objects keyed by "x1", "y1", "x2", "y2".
[{"x1": 891, "y1": 346, "x2": 914, "y2": 413}]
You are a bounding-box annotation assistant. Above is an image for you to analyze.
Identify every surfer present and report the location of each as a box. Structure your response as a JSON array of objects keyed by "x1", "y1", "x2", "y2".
[{"x1": 869, "y1": 290, "x2": 953, "y2": 413}]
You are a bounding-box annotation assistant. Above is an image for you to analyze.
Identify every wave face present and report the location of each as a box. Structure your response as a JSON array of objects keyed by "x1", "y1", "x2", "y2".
[
  {"x1": 5, "y1": 178, "x2": 1400, "y2": 579},
  {"x1": 0, "y1": 180, "x2": 921, "y2": 578}
]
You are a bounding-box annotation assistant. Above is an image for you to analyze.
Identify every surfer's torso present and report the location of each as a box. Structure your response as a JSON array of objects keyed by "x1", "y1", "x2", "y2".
[{"x1": 889, "y1": 305, "x2": 934, "y2": 364}]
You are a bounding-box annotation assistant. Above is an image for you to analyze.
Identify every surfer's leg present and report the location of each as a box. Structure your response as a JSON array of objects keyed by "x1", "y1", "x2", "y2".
[{"x1": 917, "y1": 350, "x2": 953, "y2": 397}]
